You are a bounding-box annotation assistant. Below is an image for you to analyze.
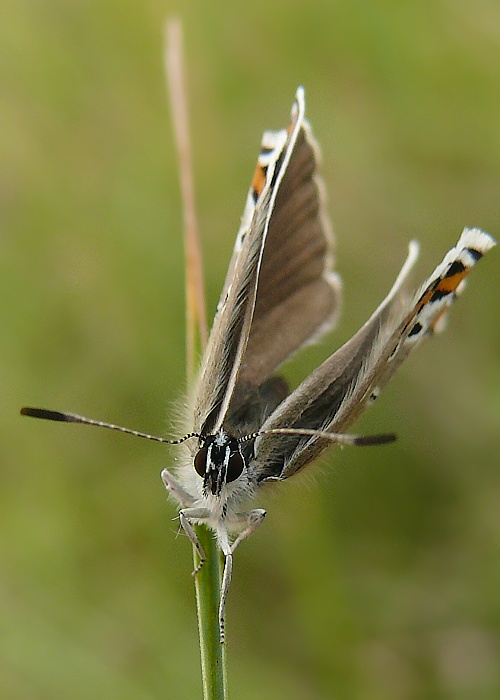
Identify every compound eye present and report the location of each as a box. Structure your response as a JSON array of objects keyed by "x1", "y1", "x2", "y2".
[
  {"x1": 194, "y1": 446, "x2": 208, "y2": 477},
  {"x1": 226, "y1": 451, "x2": 244, "y2": 483}
]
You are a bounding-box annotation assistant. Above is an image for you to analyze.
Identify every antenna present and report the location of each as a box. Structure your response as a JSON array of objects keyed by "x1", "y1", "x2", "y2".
[
  {"x1": 20, "y1": 407, "x2": 201, "y2": 445},
  {"x1": 21, "y1": 406, "x2": 395, "y2": 449},
  {"x1": 239, "y1": 426, "x2": 396, "y2": 447}
]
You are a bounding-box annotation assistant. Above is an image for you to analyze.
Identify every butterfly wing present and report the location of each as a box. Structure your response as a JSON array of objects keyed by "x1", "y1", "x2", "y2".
[
  {"x1": 229, "y1": 107, "x2": 341, "y2": 407},
  {"x1": 192, "y1": 88, "x2": 340, "y2": 437},
  {"x1": 253, "y1": 228, "x2": 496, "y2": 481}
]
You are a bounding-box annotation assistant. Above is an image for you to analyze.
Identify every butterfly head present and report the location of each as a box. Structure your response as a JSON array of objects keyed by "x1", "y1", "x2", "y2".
[{"x1": 194, "y1": 431, "x2": 245, "y2": 497}]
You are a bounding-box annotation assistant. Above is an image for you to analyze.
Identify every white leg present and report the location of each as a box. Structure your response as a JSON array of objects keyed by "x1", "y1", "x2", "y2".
[
  {"x1": 215, "y1": 510, "x2": 266, "y2": 644},
  {"x1": 230, "y1": 509, "x2": 266, "y2": 553},
  {"x1": 161, "y1": 470, "x2": 208, "y2": 573},
  {"x1": 178, "y1": 507, "x2": 212, "y2": 575},
  {"x1": 161, "y1": 468, "x2": 196, "y2": 508},
  {"x1": 217, "y1": 526, "x2": 232, "y2": 645}
]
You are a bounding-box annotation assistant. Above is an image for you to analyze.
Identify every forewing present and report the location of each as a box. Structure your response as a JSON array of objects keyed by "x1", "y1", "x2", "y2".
[
  {"x1": 192, "y1": 89, "x2": 307, "y2": 437},
  {"x1": 230, "y1": 109, "x2": 341, "y2": 409},
  {"x1": 253, "y1": 228, "x2": 495, "y2": 480}
]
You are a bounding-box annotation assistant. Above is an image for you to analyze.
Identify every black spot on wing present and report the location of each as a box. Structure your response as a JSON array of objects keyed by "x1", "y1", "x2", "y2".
[
  {"x1": 430, "y1": 288, "x2": 451, "y2": 303},
  {"x1": 445, "y1": 260, "x2": 466, "y2": 277},
  {"x1": 466, "y1": 246, "x2": 483, "y2": 262},
  {"x1": 408, "y1": 321, "x2": 423, "y2": 338}
]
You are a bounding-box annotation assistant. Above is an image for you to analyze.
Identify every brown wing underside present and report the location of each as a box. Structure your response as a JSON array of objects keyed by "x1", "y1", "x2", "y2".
[{"x1": 227, "y1": 123, "x2": 341, "y2": 417}]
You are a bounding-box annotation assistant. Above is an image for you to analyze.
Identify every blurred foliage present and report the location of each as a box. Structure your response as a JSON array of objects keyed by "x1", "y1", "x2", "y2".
[{"x1": 2, "y1": 1, "x2": 499, "y2": 698}]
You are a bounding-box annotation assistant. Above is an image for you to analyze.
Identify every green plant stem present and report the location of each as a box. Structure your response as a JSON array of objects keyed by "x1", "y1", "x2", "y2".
[{"x1": 193, "y1": 526, "x2": 227, "y2": 699}]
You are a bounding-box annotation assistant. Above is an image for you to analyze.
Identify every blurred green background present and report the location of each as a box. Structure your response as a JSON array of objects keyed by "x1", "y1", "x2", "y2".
[{"x1": 2, "y1": 1, "x2": 499, "y2": 698}]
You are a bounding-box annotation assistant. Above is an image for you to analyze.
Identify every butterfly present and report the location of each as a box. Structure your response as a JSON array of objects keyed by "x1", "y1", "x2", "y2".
[{"x1": 21, "y1": 86, "x2": 495, "y2": 643}]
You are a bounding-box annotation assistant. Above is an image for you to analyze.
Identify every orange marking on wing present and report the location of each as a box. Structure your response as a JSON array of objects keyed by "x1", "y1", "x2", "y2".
[
  {"x1": 251, "y1": 164, "x2": 266, "y2": 197},
  {"x1": 414, "y1": 267, "x2": 469, "y2": 314},
  {"x1": 435, "y1": 268, "x2": 469, "y2": 293},
  {"x1": 405, "y1": 266, "x2": 471, "y2": 333},
  {"x1": 413, "y1": 288, "x2": 435, "y2": 315}
]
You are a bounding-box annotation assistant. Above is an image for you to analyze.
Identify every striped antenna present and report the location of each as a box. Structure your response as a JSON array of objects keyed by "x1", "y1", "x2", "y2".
[
  {"x1": 21, "y1": 407, "x2": 395, "y2": 448},
  {"x1": 238, "y1": 426, "x2": 396, "y2": 447},
  {"x1": 20, "y1": 407, "x2": 201, "y2": 445}
]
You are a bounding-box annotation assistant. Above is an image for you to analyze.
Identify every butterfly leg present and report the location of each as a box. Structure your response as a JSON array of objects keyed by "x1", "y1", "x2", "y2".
[
  {"x1": 217, "y1": 526, "x2": 233, "y2": 645},
  {"x1": 215, "y1": 509, "x2": 266, "y2": 643},
  {"x1": 230, "y1": 508, "x2": 266, "y2": 553},
  {"x1": 161, "y1": 467, "x2": 196, "y2": 508},
  {"x1": 177, "y1": 507, "x2": 212, "y2": 576},
  {"x1": 161, "y1": 470, "x2": 209, "y2": 574}
]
